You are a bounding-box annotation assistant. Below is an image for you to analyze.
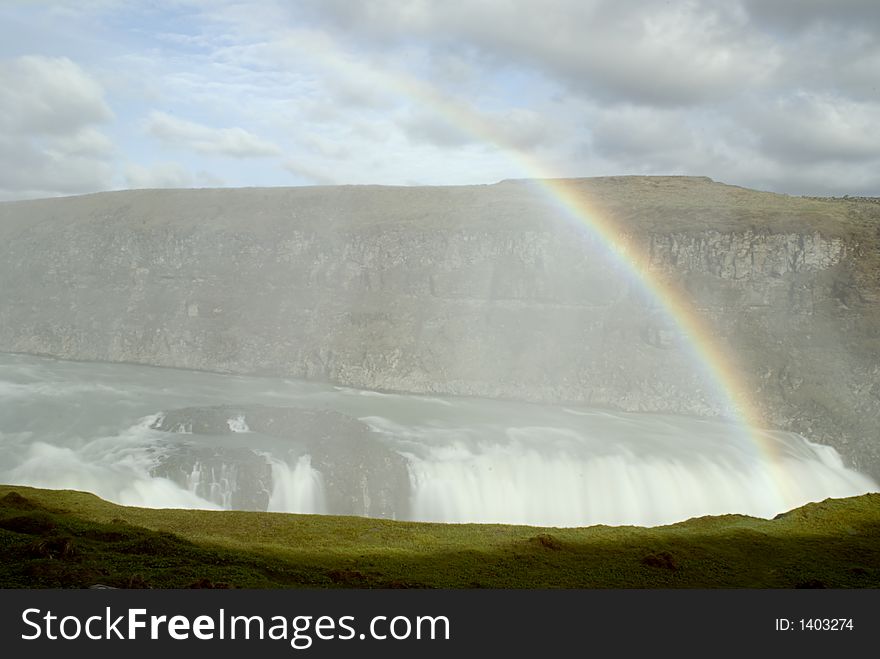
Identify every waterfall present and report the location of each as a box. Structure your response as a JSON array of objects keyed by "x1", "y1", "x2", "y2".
[
  {"x1": 1, "y1": 352, "x2": 875, "y2": 526},
  {"x1": 267, "y1": 455, "x2": 326, "y2": 514},
  {"x1": 402, "y1": 428, "x2": 877, "y2": 527},
  {"x1": 185, "y1": 461, "x2": 237, "y2": 509}
]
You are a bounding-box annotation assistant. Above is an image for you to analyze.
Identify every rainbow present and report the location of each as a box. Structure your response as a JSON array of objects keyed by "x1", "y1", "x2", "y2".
[
  {"x1": 533, "y1": 178, "x2": 758, "y2": 423},
  {"x1": 288, "y1": 32, "x2": 801, "y2": 508}
]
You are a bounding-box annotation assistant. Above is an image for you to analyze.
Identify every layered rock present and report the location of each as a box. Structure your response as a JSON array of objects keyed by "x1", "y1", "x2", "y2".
[{"x1": 0, "y1": 177, "x2": 877, "y2": 478}]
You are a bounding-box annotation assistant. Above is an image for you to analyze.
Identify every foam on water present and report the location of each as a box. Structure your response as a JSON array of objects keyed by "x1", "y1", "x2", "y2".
[{"x1": 1, "y1": 415, "x2": 221, "y2": 510}]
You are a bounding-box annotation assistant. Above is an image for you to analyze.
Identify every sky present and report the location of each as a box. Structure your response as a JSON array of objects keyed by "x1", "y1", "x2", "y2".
[{"x1": 0, "y1": 0, "x2": 878, "y2": 200}]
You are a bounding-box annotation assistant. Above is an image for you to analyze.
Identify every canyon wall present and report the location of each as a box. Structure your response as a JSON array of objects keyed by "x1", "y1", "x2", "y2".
[{"x1": 1, "y1": 177, "x2": 878, "y2": 478}]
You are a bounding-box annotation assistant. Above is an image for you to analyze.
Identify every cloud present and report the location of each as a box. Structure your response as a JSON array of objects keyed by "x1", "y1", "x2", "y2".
[
  {"x1": 144, "y1": 111, "x2": 283, "y2": 158},
  {"x1": 320, "y1": 63, "x2": 397, "y2": 111},
  {"x1": 765, "y1": 26, "x2": 880, "y2": 102},
  {"x1": 195, "y1": 170, "x2": 226, "y2": 187},
  {"x1": 124, "y1": 162, "x2": 228, "y2": 189},
  {"x1": 287, "y1": 0, "x2": 776, "y2": 107},
  {"x1": 745, "y1": 94, "x2": 880, "y2": 164},
  {"x1": 0, "y1": 55, "x2": 115, "y2": 199},
  {"x1": 171, "y1": 0, "x2": 880, "y2": 193},
  {"x1": 491, "y1": 108, "x2": 558, "y2": 151},
  {"x1": 590, "y1": 106, "x2": 698, "y2": 162},
  {"x1": 284, "y1": 0, "x2": 880, "y2": 194},
  {"x1": 124, "y1": 162, "x2": 194, "y2": 189},
  {"x1": 50, "y1": 127, "x2": 116, "y2": 158},
  {"x1": 402, "y1": 106, "x2": 557, "y2": 150},
  {"x1": 282, "y1": 159, "x2": 338, "y2": 185},
  {"x1": 740, "y1": 0, "x2": 880, "y2": 34},
  {"x1": 0, "y1": 135, "x2": 115, "y2": 201},
  {"x1": 0, "y1": 55, "x2": 113, "y2": 135},
  {"x1": 2, "y1": 1, "x2": 880, "y2": 197},
  {"x1": 402, "y1": 111, "x2": 473, "y2": 148}
]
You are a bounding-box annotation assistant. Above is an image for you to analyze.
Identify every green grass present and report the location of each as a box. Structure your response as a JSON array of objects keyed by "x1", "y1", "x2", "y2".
[{"x1": 1, "y1": 484, "x2": 878, "y2": 589}]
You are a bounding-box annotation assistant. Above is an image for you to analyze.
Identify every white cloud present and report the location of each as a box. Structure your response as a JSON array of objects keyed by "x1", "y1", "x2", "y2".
[
  {"x1": 144, "y1": 111, "x2": 282, "y2": 158},
  {"x1": 124, "y1": 162, "x2": 228, "y2": 189},
  {"x1": 0, "y1": 55, "x2": 113, "y2": 134},
  {"x1": 0, "y1": 136, "x2": 114, "y2": 201},
  {"x1": 177, "y1": 0, "x2": 880, "y2": 193},
  {"x1": 2, "y1": 1, "x2": 880, "y2": 197},
  {"x1": 50, "y1": 127, "x2": 116, "y2": 158},
  {"x1": 0, "y1": 55, "x2": 115, "y2": 199}
]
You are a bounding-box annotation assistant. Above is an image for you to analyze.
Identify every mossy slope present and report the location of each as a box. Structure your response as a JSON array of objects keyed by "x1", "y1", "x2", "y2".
[{"x1": 1, "y1": 485, "x2": 878, "y2": 589}]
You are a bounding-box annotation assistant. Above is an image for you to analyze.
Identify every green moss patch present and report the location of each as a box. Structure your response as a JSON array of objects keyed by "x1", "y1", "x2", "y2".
[{"x1": 1, "y1": 485, "x2": 878, "y2": 589}]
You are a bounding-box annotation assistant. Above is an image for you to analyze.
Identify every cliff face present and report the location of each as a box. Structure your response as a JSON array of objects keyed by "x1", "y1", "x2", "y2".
[{"x1": 1, "y1": 177, "x2": 878, "y2": 478}]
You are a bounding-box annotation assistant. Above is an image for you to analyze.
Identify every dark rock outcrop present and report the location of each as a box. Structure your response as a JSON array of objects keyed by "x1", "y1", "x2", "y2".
[{"x1": 150, "y1": 405, "x2": 410, "y2": 517}]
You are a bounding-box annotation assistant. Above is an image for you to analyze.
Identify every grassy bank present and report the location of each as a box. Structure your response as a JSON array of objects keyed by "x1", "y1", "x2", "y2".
[{"x1": 1, "y1": 484, "x2": 878, "y2": 588}]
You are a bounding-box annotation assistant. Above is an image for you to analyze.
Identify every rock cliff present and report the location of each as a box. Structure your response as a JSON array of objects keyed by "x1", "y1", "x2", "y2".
[{"x1": 1, "y1": 177, "x2": 878, "y2": 478}]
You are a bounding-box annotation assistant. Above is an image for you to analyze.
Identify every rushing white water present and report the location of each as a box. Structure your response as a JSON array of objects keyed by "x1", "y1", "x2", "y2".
[
  {"x1": 0, "y1": 352, "x2": 876, "y2": 526},
  {"x1": 227, "y1": 415, "x2": 250, "y2": 433},
  {"x1": 3, "y1": 415, "x2": 221, "y2": 510},
  {"x1": 405, "y1": 439, "x2": 872, "y2": 527},
  {"x1": 267, "y1": 455, "x2": 326, "y2": 514},
  {"x1": 361, "y1": 417, "x2": 876, "y2": 526}
]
